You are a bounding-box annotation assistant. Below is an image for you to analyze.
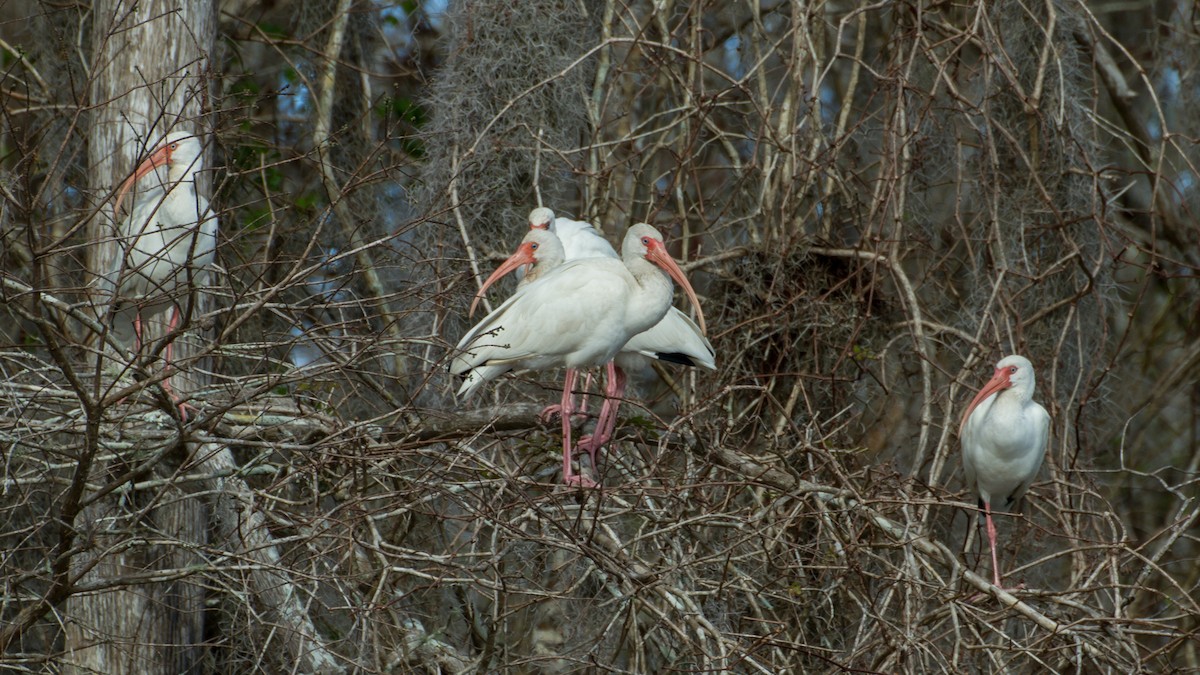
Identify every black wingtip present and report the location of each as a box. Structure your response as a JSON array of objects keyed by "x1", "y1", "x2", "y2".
[{"x1": 654, "y1": 351, "x2": 700, "y2": 367}]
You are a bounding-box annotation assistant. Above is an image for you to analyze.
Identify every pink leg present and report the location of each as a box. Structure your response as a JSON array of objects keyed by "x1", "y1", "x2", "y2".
[
  {"x1": 164, "y1": 305, "x2": 180, "y2": 364},
  {"x1": 122, "y1": 307, "x2": 192, "y2": 421},
  {"x1": 133, "y1": 311, "x2": 145, "y2": 351},
  {"x1": 559, "y1": 369, "x2": 595, "y2": 488},
  {"x1": 984, "y1": 501, "x2": 1003, "y2": 588},
  {"x1": 577, "y1": 371, "x2": 593, "y2": 418},
  {"x1": 578, "y1": 362, "x2": 627, "y2": 467},
  {"x1": 539, "y1": 370, "x2": 593, "y2": 425},
  {"x1": 160, "y1": 306, "x2": 194, "y2": 421}
]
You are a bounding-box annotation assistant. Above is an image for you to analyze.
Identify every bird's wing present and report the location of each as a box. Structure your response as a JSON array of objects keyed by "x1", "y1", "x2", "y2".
[
  {"x1": 454, "y1": 258, "x2": 598, "y2": 350},
  {"x1": 554, "y1": 218, "x2": 618, "y2": 260},
  {"x1": 1007, "y1": 401, "x2": 1050, "y2": 507},
  {"x1": 455, "y1": 363, "x2": 513, "y2": 399},
  {"x1": 621, "y1": 307, "x2": 716, "y2": 369},
  {"x1": 451, "y1": 259, "x2": 628, "y2": 373}
]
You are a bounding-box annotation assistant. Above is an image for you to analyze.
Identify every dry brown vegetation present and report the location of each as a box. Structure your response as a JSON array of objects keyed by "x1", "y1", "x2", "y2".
[{"x1": 2, "y1": 0, "x2": 1199, "y2": 672}]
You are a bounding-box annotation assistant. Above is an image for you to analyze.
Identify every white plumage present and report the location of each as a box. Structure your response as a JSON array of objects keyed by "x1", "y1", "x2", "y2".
[
  {"x1": 526, "y1": 207, "x2": 715, "y2": 370},
  {"x1": 113, "y1": 132, "x2": 217, "y2": 309},
  {"x1": 463, "y1": 229, "x2": 566, "y2": 393},
  {"x1": 452, "y1": 224, "x2": 704, "y2": 486},
  {"x1": 527, "y1": 206, "x2": 619, "y2": 261},
  {"x1": 960, "y1": 354, "x2": 1050, "y2": 587},
  {"x1": 109, "y1": 132, "x2": 217, "y2": 418}
]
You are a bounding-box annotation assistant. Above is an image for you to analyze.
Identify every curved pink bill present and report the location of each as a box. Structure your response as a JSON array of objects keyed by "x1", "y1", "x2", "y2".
[
  {"x1": 644, "y1": 239, "x2": 706, "y2": 335},
  {"x1": 113, "y1": 142, "x2": 174, "y2": 217},
  {"x1": 959, "y1": 367, "x2": 1012, "y2": 435},
  {"x1": 469, "y1": 242, "x2": 537, "y2": 318}
]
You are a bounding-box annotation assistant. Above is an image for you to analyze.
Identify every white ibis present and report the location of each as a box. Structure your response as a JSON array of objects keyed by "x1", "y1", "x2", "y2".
[
  {"x1": 959, "y1": 354, "x2": 1050, "y2": 588},
  {"x1": 468, "y1": 230, "x2": 591, "y2": 423},
  {"x1": 474, "y1": 209, "x2": 715, "y2": 466},
  {"x1": 524, "y1": 209, "x2": 714, "y2": 369},
  {"x1": 451, "y1": 224, "x2": 705, "y2": 487},
  {"x1": 462, "y1": 229, "x2": 566, "y2": 392},
  {"x1": 524, "y1": 207, "x2": 715, "y2": 462},
  {"x1": 110, "y1": 131, "x2": 217, "y2": 418}
]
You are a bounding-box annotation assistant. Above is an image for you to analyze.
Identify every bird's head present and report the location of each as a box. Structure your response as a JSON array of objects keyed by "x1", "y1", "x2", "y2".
[
  {"x1": 959, "y1": 354, "x2": 1036, "y2": 434},
  {"x1": 527, "y1": 207, "x2": 555, "y2": 231},
  {"x1": 468, "y1": 229, "x2": 565, "y2": 317},
  {"x1": 113, "y1": 132, "x2": 204, "y2": 216},
  {"x1": 623, "y1": 223, "x2": 706, "y2": 335}
]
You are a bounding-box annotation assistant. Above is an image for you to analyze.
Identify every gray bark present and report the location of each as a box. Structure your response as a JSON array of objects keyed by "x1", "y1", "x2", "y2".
[{"x1": 67, "y1": 0, "x2": 216, "y2": 671}]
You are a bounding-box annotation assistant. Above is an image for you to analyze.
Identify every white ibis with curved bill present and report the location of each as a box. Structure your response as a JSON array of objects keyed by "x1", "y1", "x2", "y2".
[
  {"x1": 451, "y1": 224, "x2": 705, "y2": 487},
  {"x1": 524, "y1": 207, "x2": 715, "y2": 463},
  {"x1": 110, "y1": 131, "x2": 217, "y2": 418},
  {"x1": 959, "y1": 354, "x2": 1050, "y2": 588},
  {"x1": 469, "y1": 230, "x2": 587, "y2": 422}
]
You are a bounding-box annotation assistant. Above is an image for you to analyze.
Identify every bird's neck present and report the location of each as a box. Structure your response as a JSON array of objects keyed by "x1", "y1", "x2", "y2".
[
  {"x1": 1003, "y1": 383, "x2": 1033, "y2": 405},
  {"x1": 527, "y1": 260, "x2": 554, "y2": 282},
  {"x1": 987, "y1": 386, "x2": 1032, "y2": 417},
  {"x1": 168, "y1": 165, "x2": 200, "y2": 186},
  {"x1": 623, "y1": 256, "x2": 673, "y2": 334},
  {"x1": 139, "y1": 167, "x2": 196, "y2": 199}
]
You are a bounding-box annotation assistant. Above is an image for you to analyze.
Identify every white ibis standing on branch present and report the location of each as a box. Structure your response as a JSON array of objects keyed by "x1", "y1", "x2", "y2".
[
  {"x1": 463, "y1": 229, "x2": 566, "y2": 391},
  {"x1": 451, "y1": 224, "x2": 705, "y2": 487},
  {"x1": 959, "y1": 354, "x2": 1050, "y2": 588},
  {"x1": 110, "y1": 131, "x2": 217, "y2": 417},
  {"x1": 524, "y1": 208, "x2": 715, "y2": 463}
]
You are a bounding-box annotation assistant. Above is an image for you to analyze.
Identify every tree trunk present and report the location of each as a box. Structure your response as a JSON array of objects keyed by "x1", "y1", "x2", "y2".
[{"x1": 67, "y1": 0, "x2": 216, "y2": 672}]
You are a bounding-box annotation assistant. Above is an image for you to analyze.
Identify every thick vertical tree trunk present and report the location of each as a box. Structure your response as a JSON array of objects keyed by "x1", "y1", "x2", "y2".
[{"x1": 67, "y1": 0, "x2": 216, "y2": 672}]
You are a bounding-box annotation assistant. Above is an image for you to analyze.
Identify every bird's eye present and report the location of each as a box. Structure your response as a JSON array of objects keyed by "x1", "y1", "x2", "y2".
[
  {"x1": 530, "y1": 243, "x2": 538, "y2": 251},
  {"x1": 1009, "y1": 366, "x2": 1018, "y2": 374},
  {"x1": 170, "y1": 143, "x2": 178, "y2": 150},
  {"x1": 641, "y1": 236, "x2": 651, "y2": 246}
]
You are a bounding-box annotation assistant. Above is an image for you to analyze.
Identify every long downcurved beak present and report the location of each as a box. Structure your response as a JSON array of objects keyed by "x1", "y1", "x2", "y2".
[
  {"x1": 645, "y1": 241, "x2": 706, "y2": 335},
  {"x1": 959, "y1": 368, "x2": 1012, "y2": 435},
  {"x1": 113, "y1": 143, "x2": 173, "y2": 217},
  {"x1": 469, "y1": 243, "x2": 536, "y2": 318}
]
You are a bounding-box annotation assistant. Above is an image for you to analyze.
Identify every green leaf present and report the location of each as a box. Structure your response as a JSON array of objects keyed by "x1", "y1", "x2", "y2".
[
  {"x1": 256, "y1": 22, "x2": 289, "y2": 40},
  {"x1": 230, "y1": 77, "x2": 261, "y2": 100},
  {"x1": 294, "y1": 193, "x2": 321, "y2": 212},
  {"x1": 400, "y1": 137, "x2": 426, "y2": 159},
  {"x1": 376, "y1": 96, "x2": 428, "y2": 127},
  {"x1": 242, "y1": 207, "x2": 272, "y2": 232}
]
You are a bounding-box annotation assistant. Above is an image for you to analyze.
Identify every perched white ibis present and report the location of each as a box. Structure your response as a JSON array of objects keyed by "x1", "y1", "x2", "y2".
[
  {"x1": 524, "y1": 207, "x2": 715, "y2": 462},
  {"x1": 524, "y1": 209, "x2": 714, "y2": 366},
  {"x1": 110, "y1": 131, "x2": 217, "y2": 418},
  {"x1": 959, "y1": 354, "x2": 1050, "y2": 588},
  {"x1": 462, "y1": 229, "x2": 566, "y2": 392},
  {"x1": 468, "y1": 230, "x2": 592, "y2": 423},
  {"x1": 451, "y1": 224, "x2": 705, "y2": 487}
]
